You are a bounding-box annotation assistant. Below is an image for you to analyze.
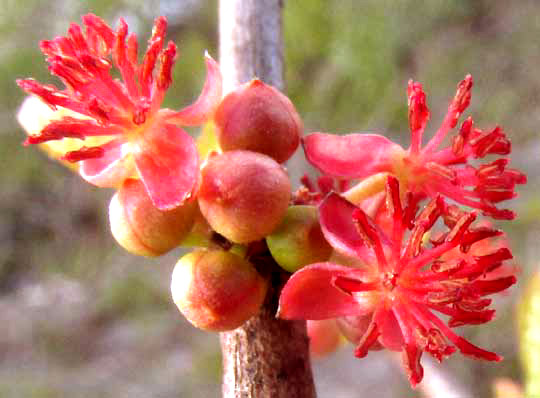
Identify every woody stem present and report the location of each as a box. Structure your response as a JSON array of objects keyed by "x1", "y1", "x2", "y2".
[{"x1": 218, "y1": 1, "x2": 316, "y2": 397}]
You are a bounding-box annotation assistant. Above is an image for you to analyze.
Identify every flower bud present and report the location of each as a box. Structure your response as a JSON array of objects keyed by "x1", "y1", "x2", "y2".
[
  {"x1": 198, "y1": 150, "x2": 291, "y2": 243},
  {"x1": 171, "y1": 249, "x2": 268, "y2": 331},
  {"x1": 214, "y1": 79, "x2": 302, "y2": 163},
  {"x1": 266, "y1": 205, "x2": 332, "y2": 272},
  {"x1": 109, "y1": 178, "x2": 196, "y2": 257},
  {"x1": 307, "y1": 319, "x2": 342, "y2": 358}
]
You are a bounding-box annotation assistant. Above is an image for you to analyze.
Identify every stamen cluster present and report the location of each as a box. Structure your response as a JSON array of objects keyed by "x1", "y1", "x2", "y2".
[
  {"x1": 279, "y1": 176, "x2": 516, "y2": 386},
  {"x1": 17, "y1": 14, "x2": 222, "y2": 210}
]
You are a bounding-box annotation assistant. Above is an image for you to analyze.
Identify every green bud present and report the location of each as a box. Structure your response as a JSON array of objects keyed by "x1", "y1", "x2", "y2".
[{"x1": 266, "y1": 205, "x2": 332, "y2": 272}]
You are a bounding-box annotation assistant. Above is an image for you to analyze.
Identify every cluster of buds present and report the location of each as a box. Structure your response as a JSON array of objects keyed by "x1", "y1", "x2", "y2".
[
  {"x1": 17, "y1": 15, "x2": 303, "y2": 332},
  {"x1": 17, "y1": 14, "x2": 525, "y2": 388}
]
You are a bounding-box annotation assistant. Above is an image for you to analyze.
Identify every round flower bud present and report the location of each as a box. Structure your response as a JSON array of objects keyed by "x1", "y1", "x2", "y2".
[
  {"x1": 266, "y1": 205, "x2": 332, "y2": 272},
  {"x1": 307, "y1": 319, "x2": 342, "y2": 358},
  {"x1": 198, "y1": 150, "x2": 291, "y2": 243},
  {"x1": 109, "y1": 178, "x2": 196, "y2": 257},
  {"x1": 214, "y1": 79, "x2": 303, "y2": 163},
  {"x1": 171, "y1": 249, "x2": 268, "y2": 331}
]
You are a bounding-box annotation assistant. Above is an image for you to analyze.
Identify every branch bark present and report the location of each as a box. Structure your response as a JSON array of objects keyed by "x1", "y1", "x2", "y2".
[
  {"x1": 219, "y1": 0, "x2": 284, "y2": 92},
  {"x1": 218, "y1": 1, "x2": 316, "y2": 397}
]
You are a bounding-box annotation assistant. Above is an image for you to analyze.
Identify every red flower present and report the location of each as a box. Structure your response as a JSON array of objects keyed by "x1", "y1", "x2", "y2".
[
  {"x1": 278, "y1": 176, "x2": 516, "y2": 387},
  {"x1": 17, "y1": 14, "x2": 222, "y2": 210},
  {"x1": 303, "y1": 76, "x2": 526, "y2": 219}
]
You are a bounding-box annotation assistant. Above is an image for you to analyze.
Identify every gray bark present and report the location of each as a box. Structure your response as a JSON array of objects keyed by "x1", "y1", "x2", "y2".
[{"x1": 218, "y1": 1, "x2": 316, "y2": 397}]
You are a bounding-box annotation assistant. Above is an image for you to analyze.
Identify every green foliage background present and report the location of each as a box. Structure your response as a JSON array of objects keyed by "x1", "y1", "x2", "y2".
[{"x1": 0, "y1": 0, "x2": 538, "y2": 397}]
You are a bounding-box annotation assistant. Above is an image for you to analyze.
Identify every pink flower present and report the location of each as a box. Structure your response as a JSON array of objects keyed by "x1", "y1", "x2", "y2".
[
  {"x1": 17, "y1": 14, "x2": 222, "y2": 210},
  {"x1": 303, "y1": 76, "x2": 526, "y2": 219},
  {"x1": 278, "y1": 176, "x2": 516, "y2": 387}
]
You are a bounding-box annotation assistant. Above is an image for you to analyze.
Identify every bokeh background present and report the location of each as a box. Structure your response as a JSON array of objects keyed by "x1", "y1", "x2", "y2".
[{"x1": 1, "y1": 0, "x2": 539, "y2": 397}]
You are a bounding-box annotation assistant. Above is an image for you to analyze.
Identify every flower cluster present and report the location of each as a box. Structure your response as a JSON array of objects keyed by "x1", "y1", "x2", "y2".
[
  {"x1": 18, "y1": 13, "x2": 305, "y2": 333},
  {"x1": 17, "y1": 13, "x2": 525, "y2": 390},
  {"x1": 278, "y1": 77, "x2": 525, "y2": 386}
]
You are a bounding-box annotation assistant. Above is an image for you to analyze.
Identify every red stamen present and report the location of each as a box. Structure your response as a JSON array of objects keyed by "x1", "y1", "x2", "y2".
[
  {"x1": 354, "y1": 319, "x2": 380, "y2": 358},
  {"x1": 352, "y1": 208, "x2": 388, "y2": 271},
  {"x1": 448, "y1": 309, "x2": 495, "y2": 327},
  {"x1": 82, "y1": 14, "x2": 115, "y2": 50},
  {"x1": 61, "y1": 145, "x2": 105, "y2": 162},
  {"x1": 469, "y1": 276, "x2": 517, "y2": 296},
  {"x1": 156, "y1": 41, "x2": 177, "y2": 91},
  {"x1": 332, "y1": 276, "x2": 379, "y2": 294},
  {"x1": 407, "y1": 80, "x2": 430, "y2": 154}
]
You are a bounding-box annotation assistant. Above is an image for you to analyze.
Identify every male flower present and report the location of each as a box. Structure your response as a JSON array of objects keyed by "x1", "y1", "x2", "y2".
[
  {"x1": 303, "y1": 76, "x2": 526, "y2": 219},
  {"x1": 278, "y1": 176, "x2": 516, "y2": 386},
  {"x1": 17, "y1": 14, "x2": 222, "y2": 210}
]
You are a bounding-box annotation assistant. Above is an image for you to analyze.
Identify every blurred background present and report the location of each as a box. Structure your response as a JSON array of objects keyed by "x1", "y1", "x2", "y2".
[{"x1": 1, "y1": 0, "x2": 539, "y2": 397}]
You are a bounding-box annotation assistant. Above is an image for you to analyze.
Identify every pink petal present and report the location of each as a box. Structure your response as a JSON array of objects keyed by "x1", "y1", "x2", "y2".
[
  {"x1": 165, "y1": 54, "x2": 223, "y2": 126},
  {"x1": 277, "y1": 262, "x2": 373, "y2": 320},
  {"x1": 79, "y1": 139, "x2": 134, "y2": 187},
  {"x1": 133, "y1": 122, "x2": 199, "y2": 210},
  {"x1": 319, "y1": 193, "x2": 375, "y2": 262},
  {"x1": 303, "y1": 133, "x2": 402, "y2": 178}
]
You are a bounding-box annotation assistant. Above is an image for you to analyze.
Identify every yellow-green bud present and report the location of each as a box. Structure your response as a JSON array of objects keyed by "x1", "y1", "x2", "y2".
[{"x1": 109, "y1": 178, "x2": 196, "y2": 257}]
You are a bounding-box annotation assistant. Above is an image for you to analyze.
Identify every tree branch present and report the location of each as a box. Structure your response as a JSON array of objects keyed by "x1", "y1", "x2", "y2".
[{"x1": 218, "y1": 2, "x2": 316, "y2": 396}]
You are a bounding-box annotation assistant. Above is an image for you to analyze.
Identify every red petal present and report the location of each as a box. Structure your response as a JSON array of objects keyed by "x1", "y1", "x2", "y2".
[
  {"x1": 375, "y1": 308, "x2": 405, "y2": 351},
  {"x1": 165, "y1": 54, "x2": 223, "y2": 126},
  {"x1": 79, "y1": 139, "x2": 133, "y2": 187},
  {"x1": 277, "y1": 263, "x2": 373, "y2": 320},
  {"x1": 303, "y1": 133, "x2": 401, "y2": 178},
  {"x1": 134, "y1": 122, "x2": 199, "y2": 210},
  {"x1": 320, "y1": 193, "x2": 386, "y2": 263}
]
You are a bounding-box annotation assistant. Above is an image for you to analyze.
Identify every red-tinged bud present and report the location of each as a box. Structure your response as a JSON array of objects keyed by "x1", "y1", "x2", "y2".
[
  {"x1": 198, "y1": 150, "x2": 291, "y2": 243},
  {"x1": 109, "y1": 178, "x2": 196, "y2": 257},
  {"x1": 214, "y1": 79, "x2": 302, "y2": 163},
  {"x1": 307, "y1": 319, "x2": 342, "y2": 358},
  {"x1": 171, "y1": 249, "x2": 268, "y2": 331},
  {"x1": 267, "y1": 205, "x2": 332, "y2": 272}
]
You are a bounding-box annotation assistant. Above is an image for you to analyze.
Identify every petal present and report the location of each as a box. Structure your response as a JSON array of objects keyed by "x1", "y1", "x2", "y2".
[
  {"x1": 277, "y1": 262, "x2": 373, "y2": 320},
  {"x1": 319, "y1": 193, "x2": 374, "y2": 262},
  {"x1": 79, "y1": 139, "x2": 134, "y2": 187},
  {"x1": 165, "y1": 53, "x2": 223, "y2": 126},
  {"x1": 134, "y1": 122, "x2": 199, "y2": 210},
  {"x1": 303, "y1": 133, "x2": 402, "y2": 178},
  {"x1": 375, "y1": 308, "x2": 405, "y2": 351}
]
